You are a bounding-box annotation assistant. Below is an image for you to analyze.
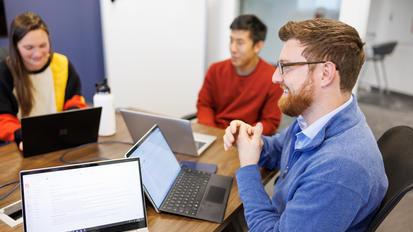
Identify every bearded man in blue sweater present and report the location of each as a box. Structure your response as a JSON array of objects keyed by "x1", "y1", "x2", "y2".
[{"x1": 223, "y1": 18, "x2": 388, "y2": 232}]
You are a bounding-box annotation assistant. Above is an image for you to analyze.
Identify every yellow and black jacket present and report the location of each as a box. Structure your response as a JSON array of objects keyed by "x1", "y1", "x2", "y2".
[{"x1": 0, "y1": 53, "x2": 87, "y2": 145}]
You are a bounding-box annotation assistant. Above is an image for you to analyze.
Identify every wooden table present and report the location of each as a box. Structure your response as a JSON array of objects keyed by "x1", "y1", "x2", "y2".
[{"x1": 0, "y1": 113, "x2": 274, "y2": 231}]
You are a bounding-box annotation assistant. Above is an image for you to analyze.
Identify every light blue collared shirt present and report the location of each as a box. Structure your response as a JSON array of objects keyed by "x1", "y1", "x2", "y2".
[{"x1": 295, "y1": 95, "x2": 353, "y2": 149}]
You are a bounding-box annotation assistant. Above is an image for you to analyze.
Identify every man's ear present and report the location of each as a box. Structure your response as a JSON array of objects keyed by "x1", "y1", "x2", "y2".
[
  {"x1": 320, "y1": 61, "x2": 338, "y2": 88},
  {"x1": 254, "y1": 40, "x2": 264, "y2": 54}
]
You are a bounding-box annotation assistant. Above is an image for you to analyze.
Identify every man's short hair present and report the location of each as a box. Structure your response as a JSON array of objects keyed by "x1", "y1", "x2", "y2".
[
  {"x1": 279, "y1": 18, "x2": 365, "y2": 92},
  {"x1": 230, "y1": 14, "x2": 267, "y2": 44}
]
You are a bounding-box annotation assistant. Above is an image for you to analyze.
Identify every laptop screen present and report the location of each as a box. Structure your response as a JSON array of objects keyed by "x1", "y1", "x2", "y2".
[
  {"x1": 20, "y1": 158, "x2": 147, "y2": 232},
  {"x1": 126, "y1": 126, "x2": 181, "y2": 208}
]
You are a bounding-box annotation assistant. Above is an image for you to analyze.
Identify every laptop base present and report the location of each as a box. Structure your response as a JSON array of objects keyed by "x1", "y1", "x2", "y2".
[{"x1": 160, "y1": 173, "x2": 233, "y2": 223}]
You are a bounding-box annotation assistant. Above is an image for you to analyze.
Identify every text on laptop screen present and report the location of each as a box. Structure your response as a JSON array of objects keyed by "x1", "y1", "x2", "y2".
[
  {"x1": 127, "y1": 127, "x2": 181, "y2": 208},
  {"x1": 21, "y1": 160, "x2": 145, "y2": 232}
]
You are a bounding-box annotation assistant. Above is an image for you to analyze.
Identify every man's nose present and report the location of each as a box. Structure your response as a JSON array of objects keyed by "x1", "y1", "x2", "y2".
[
  {"x1": 272, "y1": 68, "x2": 283, "y2": 84},
  {"x1": 230, "y1": 42, "x2": 237, "y2": 53}
]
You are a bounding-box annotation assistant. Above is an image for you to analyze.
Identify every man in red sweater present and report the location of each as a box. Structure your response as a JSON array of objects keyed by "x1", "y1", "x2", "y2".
[{"x1": 197, "y1": 14, "x2": 283, "y2": 135}]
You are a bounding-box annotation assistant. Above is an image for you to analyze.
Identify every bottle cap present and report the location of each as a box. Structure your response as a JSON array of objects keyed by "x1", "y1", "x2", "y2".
[{"x1": 95, "y1": 78, "x2": 111, "y2": 93}]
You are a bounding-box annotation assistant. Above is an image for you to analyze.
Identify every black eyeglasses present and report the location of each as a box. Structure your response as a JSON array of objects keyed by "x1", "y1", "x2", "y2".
[{"x1": 275, "y1": 61, "x2": 339, "y2": 75}]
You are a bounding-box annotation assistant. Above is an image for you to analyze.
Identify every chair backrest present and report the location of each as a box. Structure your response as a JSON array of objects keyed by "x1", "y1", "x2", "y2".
[
  {"x1": 0, "y1": 46, "x2": 8, "y2": 61},
  {"x1": 372, "y1": 41, "x2": 397, "y2": 57},
  {"x1": 366, "y1": 125, "x2": 413, "y2": 231}
]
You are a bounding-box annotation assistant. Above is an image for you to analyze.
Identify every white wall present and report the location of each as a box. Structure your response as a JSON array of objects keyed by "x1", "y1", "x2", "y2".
[
  {"x1": 100, "y1": 0, "x2": 243, "y2": 117},
  {"x1": 339, "y1": 0, "x2": 371, "y2": 41},
  {"x1": 206, "y1": 0, "x2": 239, "y2": 68},
  {"x1": 100, "y1": 0, "x2": 207, "y2": 118},
  {"x1": 339, "y1": 0, "x2": 371, "y2": 94},
  {"x1": 360, "y1": 0, "x2": 413, "y2": 95}
]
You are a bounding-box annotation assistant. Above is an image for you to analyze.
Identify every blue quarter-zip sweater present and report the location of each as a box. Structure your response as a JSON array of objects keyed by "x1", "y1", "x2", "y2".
[{"x1": 235, "y1": 97, "x2": 388, "y2": 232}]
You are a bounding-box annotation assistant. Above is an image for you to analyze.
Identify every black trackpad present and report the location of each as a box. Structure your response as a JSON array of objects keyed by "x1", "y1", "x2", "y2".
[{"x1": 206, "y1": 186, "x2": 226, "y2": 204}]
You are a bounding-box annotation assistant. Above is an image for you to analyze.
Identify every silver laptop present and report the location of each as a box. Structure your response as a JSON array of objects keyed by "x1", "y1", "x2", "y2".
[
  {"x1": 120, "y1": 109, "x2": 216, "y2": 156},
  {"x1": 124, "y1": 125, "x2": 233, "y2": 223},
  {"x1": 20, "y1": 158, "x2": 148, "y2": 232}
]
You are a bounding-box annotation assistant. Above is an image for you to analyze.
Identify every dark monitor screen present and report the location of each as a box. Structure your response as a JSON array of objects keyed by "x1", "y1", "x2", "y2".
[{"x1": 0, "y1": 0, "x2": 7, "y2": 37}]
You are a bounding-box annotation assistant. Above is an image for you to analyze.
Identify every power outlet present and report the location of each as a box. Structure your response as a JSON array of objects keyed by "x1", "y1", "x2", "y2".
[{"x1": 0, "y1": 200, "x2": 22, "y2": 227}]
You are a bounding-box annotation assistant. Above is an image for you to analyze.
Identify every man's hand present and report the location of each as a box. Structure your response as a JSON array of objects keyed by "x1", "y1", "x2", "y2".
[
  {"x1": 223, "y1": 120, "x2": 264, "y2": 167},
  {"x1": 223, "y1": 120, "x2": 251, "y2": 151},
  {"x1": 237, "y1": 122, "x2": 263, "y2": 167}
]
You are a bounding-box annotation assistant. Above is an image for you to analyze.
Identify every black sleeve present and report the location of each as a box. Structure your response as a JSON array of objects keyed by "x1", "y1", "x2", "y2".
[
  {"x1": 64, "y1": 61, "x2": 83, "y2": 102},
  {"x1": 0, "y1": 60, "x2": 19, "y2": 116},
  {"x1": 14, "y1": 128, "x2": 22, "y2": 145}
]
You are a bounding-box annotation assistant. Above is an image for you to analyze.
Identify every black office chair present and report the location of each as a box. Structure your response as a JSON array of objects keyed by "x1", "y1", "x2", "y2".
[
  {"x1": 366, "y1": 125, "x2": 413, "y2": 231},
  {"x1": 369, "y1": 41, "x2": 397, "y2": 94}
]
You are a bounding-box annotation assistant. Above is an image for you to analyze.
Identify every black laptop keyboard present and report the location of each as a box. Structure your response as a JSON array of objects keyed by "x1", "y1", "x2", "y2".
[
  {"x1": 162, "y1": 167, "x2": 211, "y2": 216},
  {"x1": 194, "y1": 141, "x2": 206, "y2": 149}
]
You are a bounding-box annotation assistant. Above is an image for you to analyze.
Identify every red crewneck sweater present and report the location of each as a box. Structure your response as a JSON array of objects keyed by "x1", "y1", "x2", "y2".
[{"x1": 197, "y1": 58, "x2": 283, "y2": 135}]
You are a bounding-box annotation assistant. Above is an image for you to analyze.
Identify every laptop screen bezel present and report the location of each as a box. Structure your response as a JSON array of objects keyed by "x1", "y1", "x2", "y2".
[
  {"x1": 124, "y1": 124, "x2": 181, "y2": 212},
  {"x1": 19, "y1": 157, "x2": 148, "y2": 232}
]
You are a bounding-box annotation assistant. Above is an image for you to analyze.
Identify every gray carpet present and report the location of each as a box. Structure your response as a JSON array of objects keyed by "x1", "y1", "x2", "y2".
[{"x1": 358, "y1": 88, "x2": 413, "y2": 139}]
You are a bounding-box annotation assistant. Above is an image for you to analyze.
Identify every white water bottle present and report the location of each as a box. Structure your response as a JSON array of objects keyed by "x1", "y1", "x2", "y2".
[{"x1": 93, "y1": 78, "x2": 116, "y2": 136}]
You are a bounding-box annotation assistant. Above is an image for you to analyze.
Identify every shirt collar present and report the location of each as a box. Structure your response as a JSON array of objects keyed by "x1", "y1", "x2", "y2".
[
  {"x1": 28, "y1": 54, "x2": 52, "y2": 74},
  {"x1": 297, "y1": 95, "x2": 353, "y2": 139}
]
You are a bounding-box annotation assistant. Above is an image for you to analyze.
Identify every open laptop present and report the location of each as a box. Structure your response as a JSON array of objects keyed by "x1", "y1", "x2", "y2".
[
  {"x1": 21, "y1": 107, "x2": 101, "y2": 157},
  {"x1": 120, "y1": 109, "x2": 216, "y2": 156},
  {"x1": 19, "y1": 158, "x2": 148, "y2": 232},
  {"x1": 124, "y1": 124, "x2": 233, "y2": 223}
]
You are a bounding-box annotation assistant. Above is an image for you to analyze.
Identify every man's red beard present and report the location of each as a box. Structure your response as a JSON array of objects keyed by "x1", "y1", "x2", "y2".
[{"x1": 278, "y1": 77, "x2": 314, "y2": 117}]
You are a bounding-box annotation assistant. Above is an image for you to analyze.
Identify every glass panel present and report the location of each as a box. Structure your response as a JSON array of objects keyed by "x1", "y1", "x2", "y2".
[{"x1": 241, "y1": 0, "x2": 341, "y2": 64}]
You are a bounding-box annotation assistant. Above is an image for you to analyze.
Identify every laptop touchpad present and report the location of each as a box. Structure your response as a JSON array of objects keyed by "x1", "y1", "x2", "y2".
[{"x1": 206, "y1": 186, "x2": 226, "y2": 204}]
